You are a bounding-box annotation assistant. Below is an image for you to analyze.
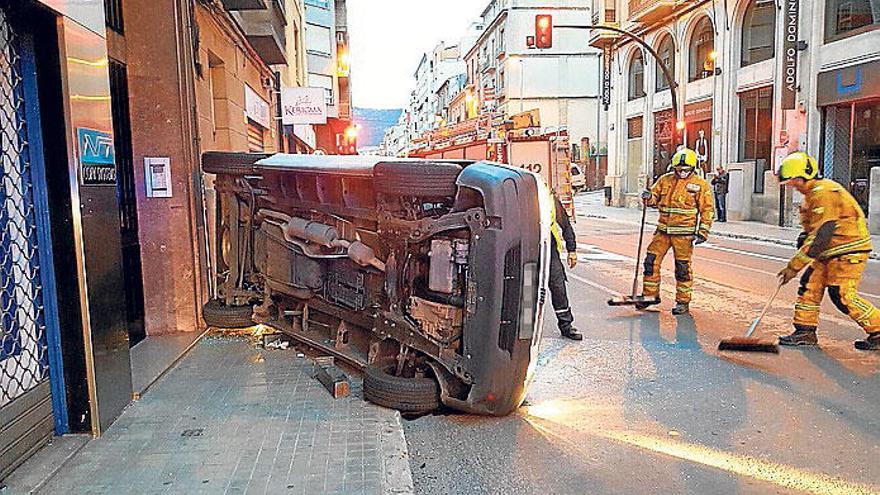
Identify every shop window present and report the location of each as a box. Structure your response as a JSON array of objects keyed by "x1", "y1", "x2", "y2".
[
  {"x1": 689, "y1": 17, "x2": 715, "y2": 81},
  {"x1": 851, "y1": 102, "x2": 879, "y2": 212},
  {"x1": 653, "y1": 110, "x2": 674, "y2": 179},
  {"x1": 738, "y1": 87, "x2": 774, "y2": 192},
  {"x1": 627, "y1": 116, "x2": 644, "y2": 139},
  {"x1": 825, "y1": 0, "x2": 880, "y2": 41},
  {"x1": 822, "y1": 102, "x2": 880, "y2": 213},
  {"x1": 741, "y1": 0, "x2": 776, "y2": 67},
  {"x1": 628, "y1": 51, "x2": 645, "y2": 100},
  {"x1": 626, "y1": 116, "x2": 644, "y2": 193},
  {"x1": 655, "y1": 35, "x2": 675, "y2": 92},
  {"x1": 208, "y1": 52, "x2": 226, "y2": 138}
]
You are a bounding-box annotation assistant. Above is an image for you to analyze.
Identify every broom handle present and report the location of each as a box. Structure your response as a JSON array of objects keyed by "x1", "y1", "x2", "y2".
[
  {"x1": 631, "y1": 201, "x2": 648, "y2": 297},
  {"x1": 746, "y1": 283, "x2": 783, "y2": 338}
]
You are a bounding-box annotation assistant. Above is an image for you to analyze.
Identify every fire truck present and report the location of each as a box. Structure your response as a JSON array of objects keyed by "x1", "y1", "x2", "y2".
[{"x1": 407, "y1": 112, "x2": 576, "y2": 219}]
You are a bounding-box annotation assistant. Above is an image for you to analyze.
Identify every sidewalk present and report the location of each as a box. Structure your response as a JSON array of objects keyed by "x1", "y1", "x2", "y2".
[
  {"x1": 574, "y1": 190, "x2": 880, "y2": 260},
  {"x1": 4, "y1": 334, "x2": 413, "y2": 495}
]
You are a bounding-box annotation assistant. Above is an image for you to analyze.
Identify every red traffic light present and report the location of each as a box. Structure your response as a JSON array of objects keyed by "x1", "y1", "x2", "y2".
[{"x1": 535, "y1": 15, "x2": 552, "y2": 49}]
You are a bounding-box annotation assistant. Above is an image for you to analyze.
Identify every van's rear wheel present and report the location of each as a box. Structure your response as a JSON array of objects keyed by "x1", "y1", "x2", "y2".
[
  {"x1": 374, "y1": 162, "x2": 461, "y2": 198},
  {"x1": 202, "y1": 299, "x2": 254, "y2": 329},
  {"x1": 363, "y1": 363, "x2": 440, "y2": 415},
  {"x1": 202, "y1": 151, "x2": 270, "y2": 175}
]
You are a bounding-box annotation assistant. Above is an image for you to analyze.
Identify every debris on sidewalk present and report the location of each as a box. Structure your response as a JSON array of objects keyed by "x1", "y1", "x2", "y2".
[
  {"x1": 313, "y1": 356, "x2": 350, "y2": 398},
  {"x1": 262, "y1": 332, "x2": 291, "y2": 350}
]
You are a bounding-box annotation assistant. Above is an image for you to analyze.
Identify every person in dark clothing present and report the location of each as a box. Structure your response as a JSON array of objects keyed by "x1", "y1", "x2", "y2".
[
  {"x1": 711, "y1": 166, "x2": 729, "y2": 222},
  {"x1": 549, "y1": 193, "x2": 582, "y2": 341}
]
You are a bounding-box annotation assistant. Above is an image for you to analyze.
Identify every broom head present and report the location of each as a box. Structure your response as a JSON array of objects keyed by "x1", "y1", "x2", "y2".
[{"x1": 718, "y1": 337, "x2": 779, "y2": 354}]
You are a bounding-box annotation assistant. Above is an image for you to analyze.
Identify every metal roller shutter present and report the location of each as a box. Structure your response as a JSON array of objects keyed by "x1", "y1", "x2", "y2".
[
  {"x1": 0, "y1": 4, "x2": 59, "y2": 479},
  {"x1": 247, "y1": 119, "x2": 265, "y2": 152}
]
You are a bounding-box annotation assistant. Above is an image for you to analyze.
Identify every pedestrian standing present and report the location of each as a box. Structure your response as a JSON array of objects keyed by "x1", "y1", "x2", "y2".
[
  {"x1": 637, "y1": 148, "x2": 714, "y2": 315},
  {"x1": 548, "y1": 190, "x2": 582, "y2": 341},
  {"x1": 775, "y1": 152, "x2": 879, "y2": 351},
  {"x1": 711, "y1": 165, "x2": 729, "y2": 222}
]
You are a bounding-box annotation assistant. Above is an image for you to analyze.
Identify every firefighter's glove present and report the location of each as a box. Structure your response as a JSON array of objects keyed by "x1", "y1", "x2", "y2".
[
  {"x1": 694, "y1": 234, "x2": 707, "y2": 246},
  {"x1": 641, "y1": 189, "x2": 652, "y2": 204},
  {"x1": 778, "y1": 266, "x2": 799, "y2": 285},
  {"x1": 796, "y1": 231, "x2": 808, "y2": 249},
  {"x1": 567, "y1": 252, "x2": 578, "y2": 269}
]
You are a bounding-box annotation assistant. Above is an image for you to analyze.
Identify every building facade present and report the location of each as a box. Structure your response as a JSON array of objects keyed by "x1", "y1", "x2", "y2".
[
  {"x1": 598, "y1": 0, "x2": 880, "y2": 231},
  {"x1": 466, "y1": 0, "x2": 602, "y2": 152},
  {"x1": 0, "y1": 0, "x2": 307, "y2": 478},
  {"x1": 304, "y1": 0, "x2": 355, "y2": 154}
]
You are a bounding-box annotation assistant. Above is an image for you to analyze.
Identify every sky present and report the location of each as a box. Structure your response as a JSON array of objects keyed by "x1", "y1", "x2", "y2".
[{"x1": 347, "y1": 0, "x2": 486, "y2": 110}]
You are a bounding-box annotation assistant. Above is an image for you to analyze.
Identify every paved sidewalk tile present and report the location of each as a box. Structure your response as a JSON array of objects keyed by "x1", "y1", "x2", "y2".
[{"x1": 36, "y1": 336, "x2": 413, "y2": 495}]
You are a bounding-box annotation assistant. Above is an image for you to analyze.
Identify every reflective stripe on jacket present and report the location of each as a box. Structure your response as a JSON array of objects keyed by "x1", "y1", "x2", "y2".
[
  {"x1": 788, "y1": 179, "x2": 873, "y2": 272},
  {"x1": 647, "y1": 172, "x2": 714, "y2": 238}
]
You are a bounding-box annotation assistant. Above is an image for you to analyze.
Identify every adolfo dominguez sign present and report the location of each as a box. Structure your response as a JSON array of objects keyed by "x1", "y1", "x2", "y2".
[
  {"x1": 77, "y1": 128, "x2": 116, "y2": 186},
  {"x1": 781, "y1": 0, "x2": 799, "y2": 110}
]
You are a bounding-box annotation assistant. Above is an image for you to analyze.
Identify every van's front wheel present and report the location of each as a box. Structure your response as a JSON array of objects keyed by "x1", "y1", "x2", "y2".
[{"x1": 363, "y1": 363, "x2": 440, "y2": 415}]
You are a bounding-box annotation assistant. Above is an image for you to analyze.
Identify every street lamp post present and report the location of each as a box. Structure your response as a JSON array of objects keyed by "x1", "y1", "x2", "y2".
[{"x1": 554, "y1": 24, "x2": 683, "y2": 147}]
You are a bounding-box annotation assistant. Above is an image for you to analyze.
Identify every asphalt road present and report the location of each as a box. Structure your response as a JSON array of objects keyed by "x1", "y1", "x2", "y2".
[{"x1": 404, "y1": 200, "x2": 880, "y2": 495}]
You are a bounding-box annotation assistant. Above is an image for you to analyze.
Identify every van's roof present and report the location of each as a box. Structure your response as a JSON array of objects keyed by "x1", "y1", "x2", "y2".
[{"x1": 256, "y1": 154, "x2": 472, "y2": 176}]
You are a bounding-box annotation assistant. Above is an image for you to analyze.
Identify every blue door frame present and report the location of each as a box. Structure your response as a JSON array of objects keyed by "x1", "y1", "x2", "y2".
[{"x1": 17, "y1": 27, "x2": 70, "y2": 436}]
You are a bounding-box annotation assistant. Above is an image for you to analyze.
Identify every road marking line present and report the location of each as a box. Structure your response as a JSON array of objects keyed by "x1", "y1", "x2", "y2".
[
  {"x1": 525, "y1": 415, "x2": 880, "y2": 495},
  {"x1": 567, "y1": 272, "x2": 619, "y2": 295},
  {"x1": 574, "y1": 244, "x2": 880, "y2": 302},
  {"x1": 699, "y1": 242, "x2": 790, "y2": 262}
]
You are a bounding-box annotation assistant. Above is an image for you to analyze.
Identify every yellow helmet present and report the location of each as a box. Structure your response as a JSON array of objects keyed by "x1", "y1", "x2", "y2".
[
  {"x1": 779, "y1": 152, "x2": 818, "y2": 182},
  {"x1": 672, "y1": 148, "x2": 698, "y2": 169}
]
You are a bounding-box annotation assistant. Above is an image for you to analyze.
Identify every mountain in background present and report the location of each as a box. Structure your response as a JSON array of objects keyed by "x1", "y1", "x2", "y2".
[{"x1": 353, "y1": 107, "x2": 402, "y2": 148}]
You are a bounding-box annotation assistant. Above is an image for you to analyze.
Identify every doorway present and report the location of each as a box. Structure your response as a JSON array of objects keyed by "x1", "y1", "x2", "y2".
[
  {"x1": 822, "y1": 100, "x2": 880, "y2": 215},
  {"x1": 109, "y1": 59, "x2": 146, "y2": 347}
]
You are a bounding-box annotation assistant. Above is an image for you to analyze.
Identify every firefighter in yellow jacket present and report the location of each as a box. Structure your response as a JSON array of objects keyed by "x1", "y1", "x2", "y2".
[
  {"x1": 776, "y1": 152, "x2": 880, "y2": 350},
  {"x1": 637, "y1": 148, "x2": 714, "y2": 315}
]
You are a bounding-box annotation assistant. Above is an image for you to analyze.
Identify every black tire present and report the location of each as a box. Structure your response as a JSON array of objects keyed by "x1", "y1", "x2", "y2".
[
  {"x1": 363, "y1": 363, "x2": 440, "y2": 414},
  {"x1": 374, "y1": 162, "x2": 461, "y2": 197},
  {"x1": 202, "y1": 299, "x2": 254, "y2": 328},
  {"x1": 202, "y1": 151, "x2": 270, "y2": 175}
]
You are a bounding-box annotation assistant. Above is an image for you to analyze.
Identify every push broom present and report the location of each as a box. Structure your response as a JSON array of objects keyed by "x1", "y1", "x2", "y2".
[
  {"x1": 718, "y1": 283, "x2": 781, "y2": 353},
  {"x1": 607, "y1": 198, "x2": 651, "y2": 307}
]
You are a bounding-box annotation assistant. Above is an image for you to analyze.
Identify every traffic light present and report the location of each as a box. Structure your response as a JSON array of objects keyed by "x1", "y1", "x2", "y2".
[
  {"x1": 535, "y1": 15, "x2": 552, "y2": 49},
  {"x1": 337, "y1": 125, "x2": 359, "y2": 155}
]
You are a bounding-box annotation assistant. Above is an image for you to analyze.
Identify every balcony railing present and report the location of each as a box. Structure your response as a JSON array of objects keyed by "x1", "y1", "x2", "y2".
[{"x1": 628, "y1": 0, "x2": 675, "y2": 23}]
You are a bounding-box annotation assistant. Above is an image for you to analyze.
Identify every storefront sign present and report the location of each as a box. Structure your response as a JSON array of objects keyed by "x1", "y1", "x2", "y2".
[
  {"x1": 817, "y1": 59, "x2": 880, "y2": 106},
  {"x1": 510, "y1": 109, "x2": 540, "y2": 130},
  {"x1": 245, "y1": 85, "x2": 271, "y2": 129},
  {"x1": 684, "y1": 99, "x2": 713, "y2": 122},
  {"x1": 77, "y1": 128, "x2": 116, "y2": 186},
  {"x1": 781, "y1": 0, "x2": 800, "y2": 110},
  {"x1": 282, "y1": 87, "x2": 328, "y2": 125},
  {"x1": 602, "y1": 45, "x2": 613, "y2": 110}
]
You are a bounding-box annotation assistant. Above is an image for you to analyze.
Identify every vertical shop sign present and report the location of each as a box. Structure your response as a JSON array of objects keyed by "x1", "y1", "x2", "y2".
[
  {"x1": 602, "y1": 45, "x2": 613, "y2": 110},
  {"x1": 781, "y1": 0, "x2": 799, "y2": 110}
]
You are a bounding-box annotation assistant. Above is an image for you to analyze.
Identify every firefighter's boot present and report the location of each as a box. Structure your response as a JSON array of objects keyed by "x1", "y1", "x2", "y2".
[
  {"x1": 561, "y1": 327, "x2": 583, "y2": 341},
  {"x1": 671, "y1": 302, "x2": 690, "y2": 315},
  {"x1": 779, "y1": 325, "x2": 819, "y2": 346},
  {"x1": 854, "y1": 332, "x2": 880, "y2": 351},
  {"x1": 634, "y1": 296, "x2": 661, "y2": 311}
]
